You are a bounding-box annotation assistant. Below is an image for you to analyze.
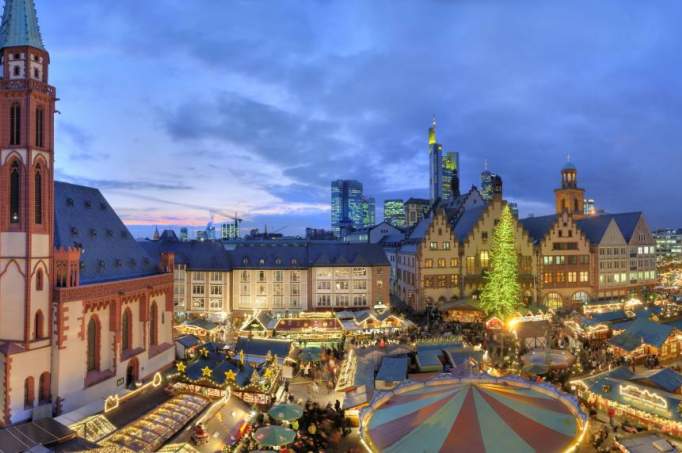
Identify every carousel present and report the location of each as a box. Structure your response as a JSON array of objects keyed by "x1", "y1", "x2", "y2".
[{"x1": 360, "y1": 374, "x2": 588, "y2": 453}]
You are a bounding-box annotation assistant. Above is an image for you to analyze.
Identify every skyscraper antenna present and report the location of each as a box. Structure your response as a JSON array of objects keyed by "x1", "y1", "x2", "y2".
[
  {"x1": 566, "y1": 153, "x2": 571, "y2": 162},
  {"x1": 432, "y1": 115, "x2": 436, "y2": 127},
  {"x1": 484, "y1": 159, "x2": 488, "y2": 171}
]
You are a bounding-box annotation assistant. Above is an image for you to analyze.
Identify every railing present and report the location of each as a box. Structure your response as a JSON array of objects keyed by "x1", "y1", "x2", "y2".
[{"x1": 0, "y1": 78, "x2": 55, "y2": 95}]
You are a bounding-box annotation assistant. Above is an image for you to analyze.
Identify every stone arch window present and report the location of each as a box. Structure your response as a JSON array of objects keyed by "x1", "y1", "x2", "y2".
[
  {"x1": 10, "y1": 160, "x2": 20, "y2": 223},
  {"x1": 35, "y1": 106, "x2": 44, "y2": 147},
  {"x1": 34, "y1": 165, "x2": 43, "y2": 224},
  {"x1": 544, "y1": 292, "x2": 563, "y2": 310},
  {"x1": 35, "y1": 309, "x2": 44, "y2": 339},
  {"x1": 122, "y1": 308, "x2": 132, "y2": 353},
  {"x1": 36, "y1": 268, "x2": 44, "y2": 291},
  {"x1": 39, "y1": 372, "x2": 50, "y2": 403},
  {"x1": 87, "y1": 317, "x2": 101, "y2": 372},
  {"x1": 149, "y1": 302, "x2": 158, "y2": 347},
  {"x1": 24, "y1": 376, "x2": 35, "y2": 408},
  {"x1": 10, "y1": 102, "x2": 20, "y2": 145}
]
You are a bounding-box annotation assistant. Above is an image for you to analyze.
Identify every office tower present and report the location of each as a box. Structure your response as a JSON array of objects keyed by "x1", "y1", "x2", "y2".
[
  {"x1": 363, "y1": 196, "x2": 376, "y2": 227},
  {"x1": 331, "y1": 179, "x2": 370, "y2": 235},
  {"x1": 180, "y1": 227, "x2": 189, "y2": 241},
  {"x1": 584, "y1": 198, "x2": 596, "y2": 216},
  {"x1": 428, "y1": 117, "x2": 460, "y2": 202},
  {"x1": 384, "y1": 199, "x2": 406, "y2": 227},
  {"x1": 508, "y1": 202, "x2": 519, "y2": 218},
  {"x1": 480, "y1": 161, "x2": 496, "y2": 202}
]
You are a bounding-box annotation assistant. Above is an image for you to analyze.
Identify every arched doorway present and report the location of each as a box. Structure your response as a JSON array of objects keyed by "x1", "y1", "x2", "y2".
[{"x1": 126, "y1": 357, "x2": 139, "y2": 388}]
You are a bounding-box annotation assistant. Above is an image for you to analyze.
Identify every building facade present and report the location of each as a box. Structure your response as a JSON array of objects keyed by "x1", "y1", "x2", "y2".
[
  {"x1": 331, "y1": 180, "x2": 374, "y2": 236},
  {"x1": 654, "y1": 228, "x2": 682, "y2": 262},
  {"x1": 0, "y1": 1, "x2": 174, "y2": 425},
  {"x1": 145, "y1": 238, "x2": 391, "y2": 325}
]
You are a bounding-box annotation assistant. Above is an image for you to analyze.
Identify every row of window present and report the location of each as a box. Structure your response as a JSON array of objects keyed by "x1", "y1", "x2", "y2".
[
  {"x1": 543, "y1": 271, "x2": 590, "y2": 284},
  {"x1": 316, "y1": 268, "x2": 368, "y2": 279},
  {"x1": 8, "y1": 104, "x2": 46, "y2": 147},
  {"x1": 598, "y1": 270, "x2": 656, "y2": 284},
  {"x1": 424, "y1": 257, "x2": 459, "y2": 269},
  {"x1": 316, "y1": 280, "x2": 368, "y2": 291},
  {"x1": 239, "y1": 295, "x2": 300, "y2": 309},
  {"x1": 241, "y1": 270, "x2": 301, "y2": 283},
  {"x1": 542, "y1": 255, "x2": 590, "y2": 266},
  {"x1": 429, "y1": 241, "x2": 452, "y2": 251},
  {"x1": 316, "y1": 294, "x2": 367, "y2": 307},
  {"x1": 423, "y1": 274, "x2": 459, "y2": 288}
]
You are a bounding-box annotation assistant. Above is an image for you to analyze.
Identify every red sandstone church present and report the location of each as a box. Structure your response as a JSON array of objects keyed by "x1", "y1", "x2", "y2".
[{"x1": 0, "y1": 0, "x2": 175, "y2": 425}]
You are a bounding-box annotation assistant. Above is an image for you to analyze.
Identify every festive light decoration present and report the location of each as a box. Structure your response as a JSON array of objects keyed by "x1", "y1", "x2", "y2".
[
  {"x1": 176, "y1": 362, "x2": 187, "y2": 374},
  {"x1": 201, "y1": 366, "x2": 213, "y2": 378},
  {"x1": 225, "y1": 370, "x2": 237, "y2": 382},
  {"x1": 479, "y1": 205, "x2": 521, "y2": 319}
]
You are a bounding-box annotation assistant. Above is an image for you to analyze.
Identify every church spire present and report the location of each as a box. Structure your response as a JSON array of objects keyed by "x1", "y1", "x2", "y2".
[
  {"x1": 428, "y1": 115, "x2": 437, "y2": 145},
  {"x1": 0, "y1": 0, "x2": 45, "y2": 50}
]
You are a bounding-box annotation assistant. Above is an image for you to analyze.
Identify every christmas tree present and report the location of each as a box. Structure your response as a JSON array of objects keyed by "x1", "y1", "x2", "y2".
[{"x1": 479, "y1": 204, "x2": 521, "y2": 318}]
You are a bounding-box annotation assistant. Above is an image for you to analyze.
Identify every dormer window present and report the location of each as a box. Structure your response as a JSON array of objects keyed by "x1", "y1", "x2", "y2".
[
  {"x1": 106, "y1": 229, "x2": 113, "y2": 238},
  {"x1": 97, "y1": 260, "x2": 105, "y2": 272},
  {"x1": 275, "y1": 258, "x2": 282, "y2": 265},
  {"x1": 143, "y1": 257, "x2": 150, "y2": 265},
  {"x1": 114, "y1": 259, "x2": 122, "y2": 267},
  {"x1": 259, "y1": 258, "x2": 265, "y2": 265},
  {"x1": 70, "y1": 227, "x2": 79, "y2": 236},
  {"x1": 100, "y1": 202, "x2": 107, "y2": 210},
  {"x1": 120, "y1": 230, "x2": 127, "y2": 239},
  {"x1": 89, "y1": 228, "x2": 97, "y2": 238},
  {"x1": 66, "y1": 198, "x2": 74, "y2": 207},
  {"x1": 129, "y1": 258, "x2": 137, "y2": 267},
  {"x1": 84, "y1": 200, "x2": 92, "y2": 209},
  {"x1": 291, "y1": 259, "x2": 298, "y2": 265}
]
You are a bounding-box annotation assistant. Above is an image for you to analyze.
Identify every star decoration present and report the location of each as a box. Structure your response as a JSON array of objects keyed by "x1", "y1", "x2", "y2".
[
  {"x1": 225, "y1": 370, "x2": 237, "y2": 382},
  {"x1": 202, "y1": 366, "x2": 212, "y2": 379},
  {"x1": 176, "y1": 362, "x2": 186, "y2": 374}
]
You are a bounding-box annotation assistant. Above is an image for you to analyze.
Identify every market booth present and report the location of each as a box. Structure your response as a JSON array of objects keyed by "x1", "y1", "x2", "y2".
[
  {"x1": 439, "y1": 298, "x2": 486, "y2": 324},
  {"x1": 175, "y1": 318, "x2": 228, "y2": 342},
  {"x1": 572, "y1": 366, "x2": 682, "y2": 437},
  {"x1": 360, "y1": 374, "x2": 587, "y2": 453}
]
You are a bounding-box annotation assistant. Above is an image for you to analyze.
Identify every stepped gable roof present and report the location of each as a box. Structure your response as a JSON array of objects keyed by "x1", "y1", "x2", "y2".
[
  {"x1": 452, "y1": 205, "x2": 487, "y2": 241},
  {"x1": 519, "y1": 214, "x2": 557, "y2": 244},
  {"x1": 0, "y1": 0, "x2": 44, "y2": 50},
  {"x1": 54, "y1": 182, "x2": 160, "y2": 284}
]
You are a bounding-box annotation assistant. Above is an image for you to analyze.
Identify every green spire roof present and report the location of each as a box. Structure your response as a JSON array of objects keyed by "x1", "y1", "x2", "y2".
[{"x1": 0, "y1": 0, "x2": 45, "y2": 50}]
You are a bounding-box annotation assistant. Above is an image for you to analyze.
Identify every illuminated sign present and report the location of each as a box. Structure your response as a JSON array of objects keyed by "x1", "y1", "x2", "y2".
[
  {"x1": 173, "y1": 383, "x2": 227, "y2": 399},
  {"x1": 620, "y1": 384, "x2": 669, "y2": 413}
]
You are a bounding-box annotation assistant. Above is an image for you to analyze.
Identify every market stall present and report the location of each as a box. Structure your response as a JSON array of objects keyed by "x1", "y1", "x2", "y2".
[{"x1": 175, "y1": 318, "x2": 228, "y2": 342}]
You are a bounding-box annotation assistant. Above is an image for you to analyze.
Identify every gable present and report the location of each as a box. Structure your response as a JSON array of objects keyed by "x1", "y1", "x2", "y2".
[
  {"x1": 600, "y1": 220, "x2": 627, "y2": 246},
  {"x1": 627, "y1": 215, "x2": 654, "y2": 246}
]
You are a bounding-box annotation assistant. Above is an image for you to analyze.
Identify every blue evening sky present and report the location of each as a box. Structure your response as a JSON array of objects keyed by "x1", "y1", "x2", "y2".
[{"x1": 37, "y1": 0, "x2": 682, "y2": 237}]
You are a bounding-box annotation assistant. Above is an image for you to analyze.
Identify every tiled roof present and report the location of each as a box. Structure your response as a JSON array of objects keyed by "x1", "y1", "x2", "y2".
[
  {"x1": 54, "y1": 182, "x2": 160, "y2": 284},
  {"x1": 519, "y1": 215, "x2": 557, "y2": 244},
  {"x1": 452, "y1": 205, "x2": 486, "y2": 241},
  {"x1": 407, "y1": 216, "x2": 432, "y2": 240},
  {"x1": 175, "y1": 335, "x2": 201, "y2": 348},
  {"x1": 0, "y1": 0, "x2": 44, "y2": 50}
]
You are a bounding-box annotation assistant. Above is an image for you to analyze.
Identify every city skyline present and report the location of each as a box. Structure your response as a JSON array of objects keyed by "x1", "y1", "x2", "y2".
[{"x1": 34, "y1": 0, "x2": 682, "y2": 237}]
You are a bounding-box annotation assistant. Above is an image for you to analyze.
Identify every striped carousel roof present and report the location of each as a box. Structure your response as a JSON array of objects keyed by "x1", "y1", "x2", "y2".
[{"x1": 363, "y1": 380, "x2": 582, "y2": 453}]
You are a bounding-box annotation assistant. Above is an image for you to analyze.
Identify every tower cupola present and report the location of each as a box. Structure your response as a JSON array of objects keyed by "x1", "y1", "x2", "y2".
[{"x1": 554, "y1": 156, "x2": 585, "y2": 218}]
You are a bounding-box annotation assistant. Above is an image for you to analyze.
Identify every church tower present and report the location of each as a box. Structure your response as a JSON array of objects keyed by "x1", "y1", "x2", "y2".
[
  {"x1": 554, "y1": 159, "x2": 584, "y2": 218},
  {"x1": 0, "y1": 0, "x2": 55, "y2": 355}
]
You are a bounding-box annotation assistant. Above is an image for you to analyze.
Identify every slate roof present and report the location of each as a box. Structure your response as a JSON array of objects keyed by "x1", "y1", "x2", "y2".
[
  {"x1": 141, "y1": 239, "x2": 231, "y2": 270},
  {"x1": 308, "y1": 242, "x2": 389, "y2": 267},
  {"x1": 519, "y1": 215, "x2": 557, "y2": 244},
  {"x1": 54, "y1": 182, "x2": 161, "y2": 284},
  {"x1": 611, "y1": 212, "x2": 643, "y2": 242},
  {"x1": 182, "y1": 319, "x2": 219, "y2": 331},
  {"x1": 0, "y1": 0, "x2": 44, "y2": 50},
  {"x1": 452, "y1": 205, "x2": 487, "y2": 241}
]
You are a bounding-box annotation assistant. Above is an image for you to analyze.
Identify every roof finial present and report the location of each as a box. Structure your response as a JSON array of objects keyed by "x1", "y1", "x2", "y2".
[
  {"x1": 484, "y1": 159, "x2": 488, "y2": 171},
  {"x1": 566, "y1": 153, "x2": 571, "y2": 162},
  {"x1": 432, "y1": 115, "x2": 436, "y2": 128}
]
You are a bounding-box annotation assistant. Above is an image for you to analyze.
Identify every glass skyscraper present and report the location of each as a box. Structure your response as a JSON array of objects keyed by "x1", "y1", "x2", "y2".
[
  {"x1": 331, "y1": 180, "x2": 373, "y2": 236},
  {"x1": 428, "y1": 118, "x2": 460, "y2": 202},
  {"x1": 480, "y1": 167, "x2": 496, "y2": 202},
  {"x1": 384, "y1": 199, "x2": 405, "y2": 227}
]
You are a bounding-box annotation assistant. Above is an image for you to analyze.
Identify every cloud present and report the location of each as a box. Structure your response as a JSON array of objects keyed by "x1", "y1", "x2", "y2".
[{"x1": 56, "y1": 171, "x2": 193, "y2": 192}]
